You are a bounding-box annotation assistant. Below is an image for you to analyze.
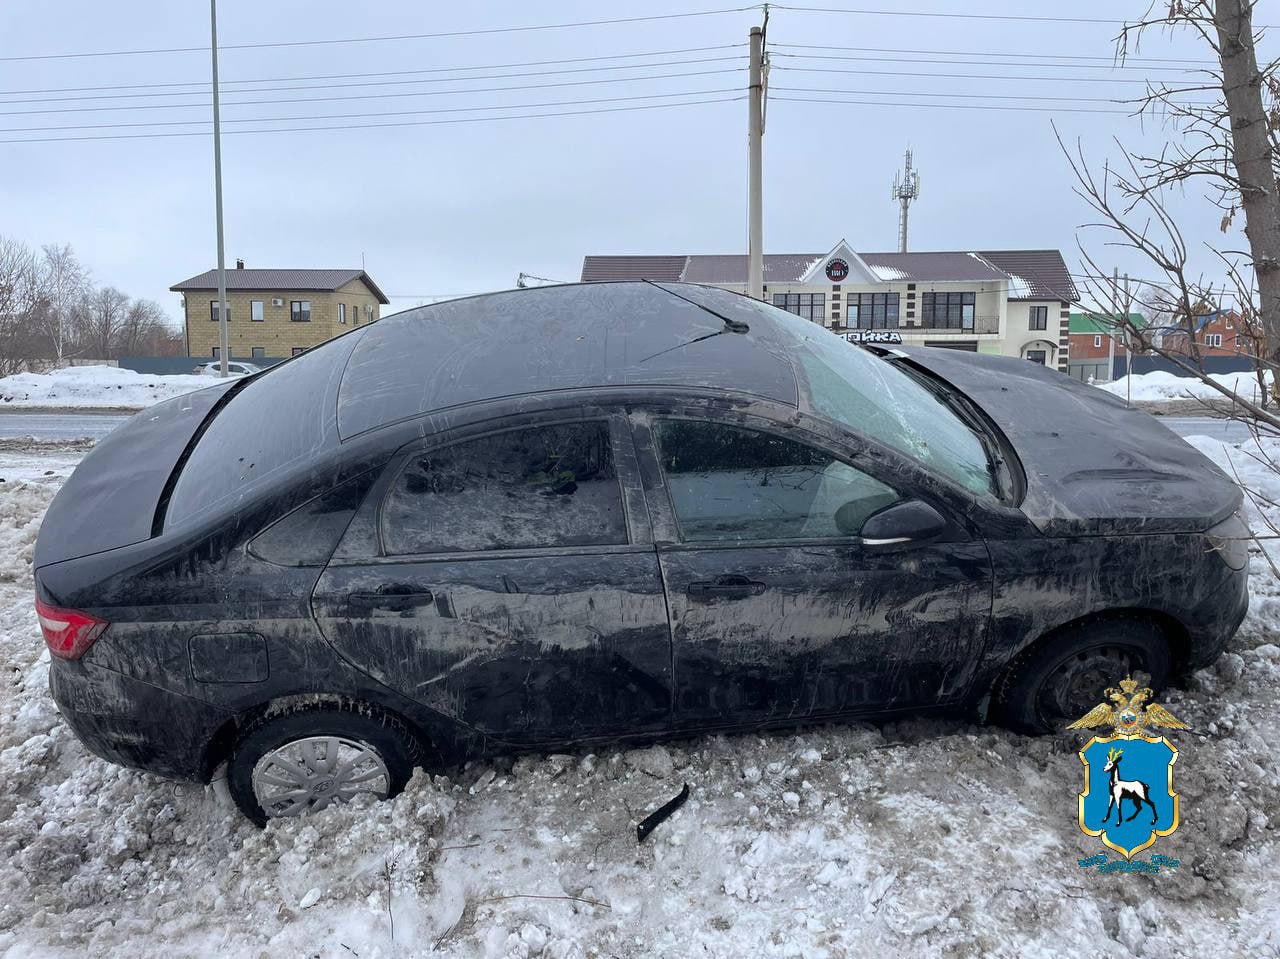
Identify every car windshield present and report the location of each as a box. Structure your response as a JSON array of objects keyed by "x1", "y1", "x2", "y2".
[{"x1": 710, "y1": 296, "x2": 998, "y2": 498}]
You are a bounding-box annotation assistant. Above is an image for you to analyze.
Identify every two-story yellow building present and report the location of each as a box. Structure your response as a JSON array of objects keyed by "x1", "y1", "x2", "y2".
[{"x1": 172, "y1": 265, "x2": 390, "y2": 361}]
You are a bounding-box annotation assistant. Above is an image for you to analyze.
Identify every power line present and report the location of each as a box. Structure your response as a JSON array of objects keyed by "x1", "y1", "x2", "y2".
[
  {"x1": 0, "y1": 67, "x2": 746, "y2": 117},
  {"x1": 1, "y1": 56, "x2": 744, "y2": 107},
  {"x1": 770, "y1": 85, "x2": 1211, "y2": 106},
  {"x1": 0, "y1": 95, "x2": 743, "y2": 144},
  {"x1": 0, "y1": 44, "x2": 745, "y2": 97},
  {"x1": 773, "y1": 52, "x2": 1197, "y2": 73},
  {"x1": 773, "y1": 65, "x2": 1178, "y2": 85},
  {"x1": 0, "y1": 87, "x2": 743, "y2": 134},
  {"x1": 0, "y1": 6, "x2": 761, "y2": 62},
  {"x1": 772, "y1": 4, "x2": 1275, "y2": 29},
  {"x1": 772, "y1": 95, "x2": 1133, "y2": 115},
  {"x1": 770, "y1": 42, "x2": 1212, "y2": 66}
]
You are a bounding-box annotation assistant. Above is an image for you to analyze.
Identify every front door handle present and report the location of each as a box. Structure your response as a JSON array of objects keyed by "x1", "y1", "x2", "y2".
[
  {"x1": 347, "y1": 585, "x2": 435, "y2": 611},
  {"x1": 687, "y1": 575, "x2": 766, "y2": 601}
]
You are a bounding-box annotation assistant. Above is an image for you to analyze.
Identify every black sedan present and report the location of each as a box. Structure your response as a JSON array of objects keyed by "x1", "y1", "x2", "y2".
[{"x1": 36, "y1": 282, "x2": 1248, "y2": 824}]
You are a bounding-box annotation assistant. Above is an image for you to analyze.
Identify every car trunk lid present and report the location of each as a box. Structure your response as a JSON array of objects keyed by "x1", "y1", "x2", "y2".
[
  {"x1": 34, "y1": 382, "x2": 234, "y2": 568},
  {"x1": 893, "y1": 347, "x2": 1241, "y2": 535}
]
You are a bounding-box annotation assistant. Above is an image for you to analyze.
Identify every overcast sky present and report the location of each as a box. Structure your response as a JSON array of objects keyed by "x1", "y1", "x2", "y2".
[{"x1": 0, "y1": 1, "x2": 1249, "y2": 322}]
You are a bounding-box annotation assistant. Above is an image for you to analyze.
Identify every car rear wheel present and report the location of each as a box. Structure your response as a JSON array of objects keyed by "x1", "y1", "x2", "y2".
[
  {"x1": 227, "y1": 702, "x2": 425, "y2": 825},
  {"x1": 992, "y1": 618, "x2": 1172, "y2": 734}
]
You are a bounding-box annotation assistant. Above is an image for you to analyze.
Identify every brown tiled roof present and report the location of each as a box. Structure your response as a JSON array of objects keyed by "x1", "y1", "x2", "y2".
[
  {"x1": 170, "y1": 268, "x2": 389, "y2": 303},
  {"x1": 580, "y1": 248, "x2": 1077, "y2": 301}
]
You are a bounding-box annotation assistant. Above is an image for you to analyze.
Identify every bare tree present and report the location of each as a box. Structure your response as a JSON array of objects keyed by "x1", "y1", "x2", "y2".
[
  {"x1": 116, "y1": 298, "x2": 170, "y2": 357},
  {"x1": 0, "y1": 236, "x2": 46, "y2": 376},
  {"x1": 81, "y1": 286, "x2": 130, "y2": 360},
  {"x1": 1065, "y1": 0, "x2": 1280, "y2": 422},
  {"x1": 36, "y1": 243, "x2": 89, "y2": 364}
]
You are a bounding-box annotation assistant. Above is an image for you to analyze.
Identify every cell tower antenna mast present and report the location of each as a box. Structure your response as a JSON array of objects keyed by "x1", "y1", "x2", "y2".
[{"x1": 891, "y1": 148, "x2": 921, "y2": 253}]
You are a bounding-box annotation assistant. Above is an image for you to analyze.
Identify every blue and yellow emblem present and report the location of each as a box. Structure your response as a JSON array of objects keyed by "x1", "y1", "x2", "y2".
[{"x1": 1068, "y1": 676, "x2": 1187, "y2": 860}]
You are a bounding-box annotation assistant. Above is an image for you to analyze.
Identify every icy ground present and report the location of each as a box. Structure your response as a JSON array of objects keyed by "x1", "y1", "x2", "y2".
[
  {"x1": 1, "y1": 435, "x2": 1279, "y2": 958},
  {"x1": 0, "y1": 366, "x2": 215, "y2": 410}
]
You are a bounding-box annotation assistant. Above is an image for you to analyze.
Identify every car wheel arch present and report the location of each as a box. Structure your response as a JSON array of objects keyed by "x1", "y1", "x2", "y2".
[{"x1": 201, "y1": 692, "x2": 447, "y2": 782}]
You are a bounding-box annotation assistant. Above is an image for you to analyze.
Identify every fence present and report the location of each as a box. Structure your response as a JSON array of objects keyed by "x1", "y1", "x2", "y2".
[{"x1": 117, "y1": 355, "x2": 287, "y2": 375}]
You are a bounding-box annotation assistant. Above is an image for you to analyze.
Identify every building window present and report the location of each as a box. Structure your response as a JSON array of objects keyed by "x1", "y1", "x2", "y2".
[
  {"x1": 211, "y1": 346, "x2": 220, "y2": 358},
  {"x1": 1026, "y1": 349, "x2": 1047, "y2": 365},
  {"x1": 1028, "y1": 305, "x2": 1048, "y2": 330},
  {"x1": 351, "y1": 304, "x2": 360, "y2": 327},
  {"x1": 209, "y1": 300, "x2": 229, "y2": 322},
  {"x1": 921, "y1": 292, "x2": 976, "y2": 329},
  {"x1": 338, "y1": 303, "x2": 347, "y2": 324},
  {"x1": 290, "y1": 300, "x2": 311, "y2": 322},
  {"x1": 1206, "y1": 333, "x2": 1223, "y2": 348},
  {"x1": 251, "y1": 300, "x2": 264, "y2": 322},
  {"x1": 849, "y1": 293, "x2": 901, "y2": 329},
  {"x1": 251, "y1": 347, "x2": 265, "y2": 359},
  {"x1": 292, "y1": 347, "x2": 305, "y2": 356},
  {"x1": 772, "y1": 292, "x2": 826, "y2": 322}
]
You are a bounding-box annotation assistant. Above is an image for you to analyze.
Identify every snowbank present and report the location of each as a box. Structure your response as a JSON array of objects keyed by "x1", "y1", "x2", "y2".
[
  {"x1": 0, "y1": 365, "x2": 214, "y2": 410},
  {"x1": 1097, "y1": 369, "x2": 1271, "y2": 403},
  {"x1": 0, "y1": 441, "x2": 1278, "y2": 956}
]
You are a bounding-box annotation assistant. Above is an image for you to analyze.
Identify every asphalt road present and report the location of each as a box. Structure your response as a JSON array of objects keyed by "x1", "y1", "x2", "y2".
[
  {"x1": 0, "y1": 411, "x2": 131, "y2": 441},
  {"x1": 0, "y1": 410, "x2": 1262, "y2": 444}
]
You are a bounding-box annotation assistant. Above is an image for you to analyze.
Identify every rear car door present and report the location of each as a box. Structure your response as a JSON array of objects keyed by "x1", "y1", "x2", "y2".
[
  {"x1": 632, "y1": 414, "x2": 993, "y2": 730},
  {"x1": 311, "y1": 413, "x2": 672, "y2": 746}
]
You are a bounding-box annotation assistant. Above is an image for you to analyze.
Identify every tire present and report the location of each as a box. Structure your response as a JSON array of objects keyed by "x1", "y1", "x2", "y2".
[
  {"x1": 227, "y1": 701, "x2": 427, "y2": 826},
  {"x1": 991, "y1": 617, "x2": 1172, "y2": 735}
]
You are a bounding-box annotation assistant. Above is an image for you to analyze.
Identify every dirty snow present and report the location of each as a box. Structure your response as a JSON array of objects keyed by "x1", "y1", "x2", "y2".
[
  {"x1": 1098, "y1": 369, "x2": 1272, "y2": 404},
  {"x1": 0, "y1": 366, "x2": 216, "y2": 410},
  {"x1": 0, "y1": 437, "x2": 1278, "y2": 957}
]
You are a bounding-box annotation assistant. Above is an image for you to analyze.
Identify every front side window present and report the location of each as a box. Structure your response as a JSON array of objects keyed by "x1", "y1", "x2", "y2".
[
  {"x1": 381, "y1": 421, "x2": 626, "y2": 555},
  {"x1": 849, "y1": 293, "x2": 901, "y2": 330},
  {"x1": 251, "y1": 300, "x2": 264, "y2": 322},
  {"x1": 290, "y1": 300, "x2": 311, "y2": 322},
  {"x1": 772, "y1": 292, "x2": 826, "y2": 323},
  {"x1": 1029, "y1": 305, "x2": 1048, "y2": 330},
  {"x1": 653, "y1": 420, "x2": 898, "y2": 543},
  {"x1": 921, "y1": 292, "x2": 976, "y2": 330}
]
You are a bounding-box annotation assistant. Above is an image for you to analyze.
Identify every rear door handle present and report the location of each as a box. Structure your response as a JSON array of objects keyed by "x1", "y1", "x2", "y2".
[
  {"x1": 687, "y1": 576, "x2": 766, "y2": 601},
  {"x1": 347, "y1": 586, "x2": 435, "y2": 611}
]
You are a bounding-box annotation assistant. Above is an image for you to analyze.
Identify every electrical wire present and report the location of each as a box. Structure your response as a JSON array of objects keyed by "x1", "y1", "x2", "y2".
[
  {"x1": 772, "y1": 52, "x2": 1197, "y2": 73},
  {"x1": 769, "y1": 42, "x2": 1213, "y2": 66},
  {"x1": 772, "y1": 94, "x2": 1133, "y2": 114},
  {"x1": 770, "y1": 85, "x2": 1210, "y2": 106},
  {"x1": 771, "y1": 4, "x2": 1275, "y2": 29},
  {"x1": 0, "y1": 6, "x2": 762, "y2": 62},
  {"x1": 0, "y1": 44, "x2": 746, "y2": 97},
  {"x1": 772, "y1": 65, "x2": 1184, "y2": 85},
  {"x1": 0, "y1": 95, "x2": 744, "y2": 144},
  {"x1": 0, "y1": 68, "x2": 747, "y2": 118}
]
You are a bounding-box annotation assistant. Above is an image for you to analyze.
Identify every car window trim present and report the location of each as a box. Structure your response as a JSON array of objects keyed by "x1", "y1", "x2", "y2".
[
  {"x1": 371, "y1": 411, "x2": 643, "y2": 559},
  {"x1": 327, "y1": 541, "x2": 656, "y2": 568}
]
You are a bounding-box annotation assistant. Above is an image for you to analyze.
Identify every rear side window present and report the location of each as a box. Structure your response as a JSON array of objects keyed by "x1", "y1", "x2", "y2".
[
  {"x1": 381, "y1": 422, "x2": 626, "y2": 555},
  {"x1": 653, "y1": 420, "x2": 898, "y2": 542},
  {"x1": 249, "y1": 472, "x2": 377, "y2": 567}
]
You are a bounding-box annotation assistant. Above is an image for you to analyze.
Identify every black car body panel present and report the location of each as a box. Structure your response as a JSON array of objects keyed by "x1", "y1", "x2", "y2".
[
  {"x1": 34, "y1": 382, "x2": 233, "y2": 567},
  {"x1": 35, "y1": 282, "x2": 1249, "y2": 785},
  {"x1": 895, "y1": 347, "x2": 1242, "y2": 535}
]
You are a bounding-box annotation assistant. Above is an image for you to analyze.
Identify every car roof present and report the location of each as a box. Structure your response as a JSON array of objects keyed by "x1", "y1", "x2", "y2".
[{"x1": 335, "y1": 281, "x2": 801, "y2": 439}]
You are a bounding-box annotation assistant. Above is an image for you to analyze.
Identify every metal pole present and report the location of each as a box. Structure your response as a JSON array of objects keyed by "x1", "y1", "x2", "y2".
[
  {"x1": 1107, "y1": 267, "x2": 1118, "y2": 384},
  {"x1": 1123, "y1": 273, "x2": 1132, "y2": 408},
  {"x1": 746, "y1": 26, "x2": 764, "y2": 301},
  {"x1": 210, "y1": 0, "x2": 229, "y2": 377}
]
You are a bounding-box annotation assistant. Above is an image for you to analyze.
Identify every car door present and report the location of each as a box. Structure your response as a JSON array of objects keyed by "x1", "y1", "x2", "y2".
[
  {"x1": 631, "y1": 413, "x2": 993, "y2": 731},
  {"x1": 311, "y1": 413, "x2": 673, "y2": 746}
]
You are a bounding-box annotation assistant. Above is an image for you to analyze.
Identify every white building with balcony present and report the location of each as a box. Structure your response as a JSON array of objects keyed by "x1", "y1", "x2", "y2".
[{"x1": 581, "y1": 241, "x2": 1077, "y2": 371}]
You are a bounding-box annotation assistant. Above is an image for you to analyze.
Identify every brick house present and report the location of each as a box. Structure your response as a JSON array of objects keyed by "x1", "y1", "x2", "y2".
[
  {"x1": 171, "y1": 265, "x2": 389, "y2": 361},
  {"x1": 1157, "y1": 310, "x2": 1251, "y2": 358},
  {"x1": 1067, "y1": 312, "x2": 1145, "y2": 381}
]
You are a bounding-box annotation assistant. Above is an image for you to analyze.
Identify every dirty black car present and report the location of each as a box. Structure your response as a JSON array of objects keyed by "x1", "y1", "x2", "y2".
[{"x1": 36, "y1": 282, "x2": 1248, "y2": 824}]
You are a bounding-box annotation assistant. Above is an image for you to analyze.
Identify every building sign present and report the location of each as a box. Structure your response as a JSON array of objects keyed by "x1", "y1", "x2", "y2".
[
  {"x1": 844, "y1": 330, "x2": 903, "y2": 345},
  {"x1": 825, "y1": 258, "x2": 849, "y2": 282}
]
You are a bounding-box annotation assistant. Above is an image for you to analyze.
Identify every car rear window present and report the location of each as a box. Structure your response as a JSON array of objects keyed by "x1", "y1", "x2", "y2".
[{"x1": 164, "y1": 333, "x2": 359, "y2": 530}]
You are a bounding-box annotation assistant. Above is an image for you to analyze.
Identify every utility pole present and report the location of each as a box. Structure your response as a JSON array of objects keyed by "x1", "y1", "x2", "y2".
[
  {"x1": 1123, "y1": 273, "x2": 1132, "y2": 408},
  {"x1": 891, "y1": 148, "x2": 921, "y2": 253},
  {"x1": 746, "y1": 25, "x2": 764, "y2": 300},
  {"x1": 1107, "y1": 266, "x2": 1119, "y2": 384},
  {"x1": 210, "y1": 0, "x2": 229, "y2": 377}
]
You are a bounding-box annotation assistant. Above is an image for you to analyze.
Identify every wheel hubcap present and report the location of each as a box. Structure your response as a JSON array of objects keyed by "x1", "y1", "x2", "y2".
[
  {"x1": 252, "y1": 735, "x2": 390, "y2": 819},
  {"x1": 1037, "y1": 645, "x2": 1139, "y2": 727}
]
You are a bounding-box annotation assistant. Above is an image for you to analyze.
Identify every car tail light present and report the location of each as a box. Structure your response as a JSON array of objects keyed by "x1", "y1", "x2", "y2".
[{"x1": 35, "y1": 598, "x2": 108, "y2": 660}]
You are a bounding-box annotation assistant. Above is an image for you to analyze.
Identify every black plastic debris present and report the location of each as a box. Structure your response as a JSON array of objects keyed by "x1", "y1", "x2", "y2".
[{"x1": 637, "y1": 783, "x2": 690, "y2": 843}]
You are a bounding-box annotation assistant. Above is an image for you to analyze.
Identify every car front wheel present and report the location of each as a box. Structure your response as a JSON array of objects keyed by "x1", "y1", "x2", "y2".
[
  {"x1": 992, "y1": 618, "x2": 1173, "y2": 734},
  {"x1": 227, "y1": 702, "x2": 425, "y2": 825}
]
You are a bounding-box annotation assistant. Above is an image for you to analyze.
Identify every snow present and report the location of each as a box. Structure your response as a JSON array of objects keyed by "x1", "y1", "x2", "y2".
[
  {"x1": 869, "y1": 265, "x2": 909, "y2": 281},
  {"x1": 1097, "y1": 369, "x2": 1272, "y2": 404},
  {"x1": 0, "y1": 437, "x2": 1279, "y2": 956},
  {"x1": 0, "y1": 366, "x2": 215, "y2": 410}
]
